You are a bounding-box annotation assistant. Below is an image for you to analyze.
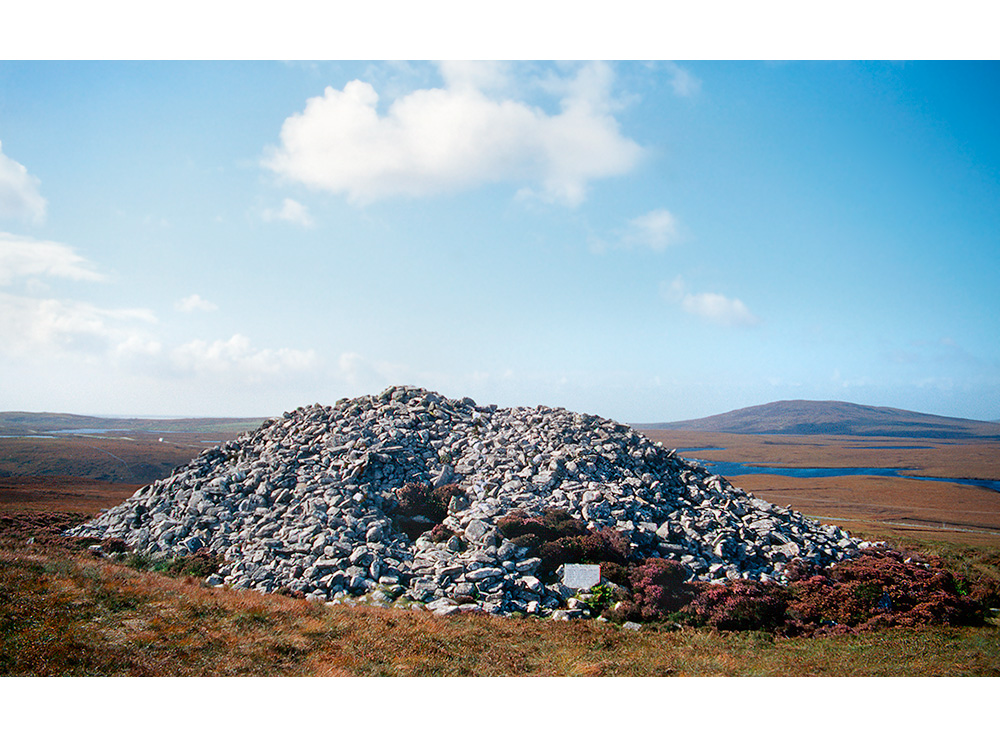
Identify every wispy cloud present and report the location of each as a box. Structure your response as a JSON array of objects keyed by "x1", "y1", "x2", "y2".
[
  {"x1": 262, "y1": 197, "x2": 314, "y2": 227},
  {"x1": 591, "y1": 208, "x2": 681, "y2": 253},
  {"x1": 264, "y1": 62, "x2": 642, "y2": 206},
  {"x1": 624, "y1": 208, "x2": 679, "y2": 250},
  {"x1": 0, "y1": 142, "x2": 46, "y2": 223},
  {"x1": 662, "y1": 276, "x2": 760, "y2": 327},
  {"x1": 174, "y1": 294, "x2": 218, "y2": 313},
  {"x1": 172, "y1": 334, "x2": 317, "y2": 377},
  {"x1": 0, "y1": 233, "x2": 103, "y2": 286},
  {"x1": 663, "y1": 62, "x2": 702, "y2": 97},
  {"x1": 0, "y1": 236, "x2": 315, "y2": 385},
  {"x1": 0, "y1": 292, "x2": 158, "y2": 358}
]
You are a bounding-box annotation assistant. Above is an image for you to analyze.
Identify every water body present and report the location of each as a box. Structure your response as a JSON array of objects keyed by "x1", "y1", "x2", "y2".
[
  {"x1": 50, "y1": 428, "x2": 125, "y2": 435},
  {"x1": 847, "y1": 445, "x2": 936, "y2": 450},
  {"x1": 691, "y1": 458, "x2": 1000, "y2": 494}
]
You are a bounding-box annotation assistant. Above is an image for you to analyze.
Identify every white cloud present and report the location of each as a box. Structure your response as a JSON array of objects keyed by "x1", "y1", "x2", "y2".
[
  {"x1": 0, "y1": 142, "x2": 46, "y2": 223},
  {"x1": 663, "y1": 62, "x2": 702, "y2": 97},
  {"x1": 681, "y1": 291, "x2": 759, "y2": 327},
  {"x1": 0, "y1": 291, "x2": 316, "y2": 384},
  {"x1": 264, "y1": 62, "x2": 642, "y2": 206},
  {"x1": 438, "y1": 61, "x2": 512, "y2": 94},
  {"x1": 0, "y1": 292, "x2": 157, "y2": 358},
  {"x1": 175, "y1": 294, "x2": 218, "y2": 313},
  {"x1": 590, "y1": 208, "x2": 680, "y2": 253},
  {"x1": 625, "y1": 208, "x2": 678, "y2": 250},
  {"x1": 0, "y1": 232, "x2": 316, "y2": 400},
  {"x1": 173, "y1": 334, "x2": 317, "y2": 377},
  {"x1": 0, "y1": 233, "x2": 104, "y2": 286},
  {"x1": 663, "y1": 276, "x2": 760, "y2": 327},
  {"x1": 262, "y1": 197, "x2": 314, "y2": 227}
]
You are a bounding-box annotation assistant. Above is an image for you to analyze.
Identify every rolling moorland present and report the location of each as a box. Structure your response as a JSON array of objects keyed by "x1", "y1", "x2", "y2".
[
  {"x1": 2, "y1": 401, "x2": 999, "y2": 676},
  {"x1": 642, "y1": 399, "x2": 1000, "y2": 439}
]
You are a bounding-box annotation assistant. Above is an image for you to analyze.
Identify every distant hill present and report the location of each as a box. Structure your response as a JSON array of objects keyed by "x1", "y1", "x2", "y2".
[
  {"x1": 640, "y1": 400, "x2": 1000, "y2": 439},
  {"x1": 0, "y1": 411, "x2": 265, "y2": 436}
]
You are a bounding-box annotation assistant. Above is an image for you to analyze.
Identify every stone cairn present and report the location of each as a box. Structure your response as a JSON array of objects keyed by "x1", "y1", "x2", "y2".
[{"x1": 70, "y1": 386, "x2": 869, "y2": 617}]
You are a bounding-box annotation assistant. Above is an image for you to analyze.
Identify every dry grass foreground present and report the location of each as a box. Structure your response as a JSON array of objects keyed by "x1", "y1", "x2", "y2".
[
  {"x1": 3, "y1": 429, "x2": 1000, "y2": 677},
  {"x1": 3, "y1": 541, "x2": 999, "y2": 677},
  {"x1": 2, "y1": 507, "x2": 999, "y2": 677}
]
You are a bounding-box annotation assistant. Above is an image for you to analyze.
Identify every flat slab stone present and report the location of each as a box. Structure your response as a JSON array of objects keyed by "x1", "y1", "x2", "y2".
[{"x1": 563, "y1": 563, "x2": 601, "y2": 591}]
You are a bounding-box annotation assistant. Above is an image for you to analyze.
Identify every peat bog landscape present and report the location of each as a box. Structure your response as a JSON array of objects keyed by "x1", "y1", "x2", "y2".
[{"x1": 2, "y1": 393, "x2": 999, "y2": 677}]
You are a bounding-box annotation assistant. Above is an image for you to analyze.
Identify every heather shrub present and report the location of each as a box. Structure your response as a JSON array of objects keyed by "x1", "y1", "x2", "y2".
[
  {"x1": 577, "y1": 527, "x2": 630, "y2": 564},
  {"x1": 684, "y1": 580, "x2": 789, "y2": 632},
  {"x1": 784, "y1": 549, "x2": 990, "y2": 634},
  {"x1": 428, "y1": 524, "x2": 454, "y2": 544},
  {"x1": 966, "y1": 576, "x2": 1000, "y2": 611},
  {"x1": 431, "y1": 484, "x2": 465, "y2": 513},
  {"x1": 101, "y1": 537, "x2": 128, "y2": 554},
  {"x1": 509, "y1": 533, "x2": 541, "y2": 551},
  {"x1": 534, "y1": 539, "x2": 576, "y2": 576},
  {"x1": 535, "y1": 527, "x2": 630, "y2": 577},
  {"x1": 614, "y1": 558, "x2": 696, "y2": 621},
  {"x1": 390, "y1": 482, "x2": 465, "y2": 540},
  {"x1": 497, "y1": 507, "x2": 629, "y2": 577},
  {"x1": 496, "y1": 508, "x2": 587, "y2": 542},
  {"x1": 156, "y1": 550, "x2": 225, "y2": 578},
  {"x1": 599, "y1": 561, "x2": 629, "y2": 586},
  {"x1": 393, "y1": 482, "x2": 443, "y2": 520},
  {"x1": 124, "y1": 549, "x2": 224, "y2": 578}
]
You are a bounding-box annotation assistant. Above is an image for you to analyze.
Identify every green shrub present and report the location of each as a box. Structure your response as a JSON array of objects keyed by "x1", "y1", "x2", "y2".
[{"x1": 124, "y1": 549, "x2": 223, "y2": 578}]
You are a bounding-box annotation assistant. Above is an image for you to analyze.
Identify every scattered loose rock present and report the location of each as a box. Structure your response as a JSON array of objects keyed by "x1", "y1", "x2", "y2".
[{"x1": 68, "y1": 386, "x2": 870, "y2": 618}]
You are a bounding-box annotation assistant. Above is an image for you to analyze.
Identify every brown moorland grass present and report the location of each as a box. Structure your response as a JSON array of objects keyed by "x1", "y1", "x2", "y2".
[
  {"x1": 730, "y1": 475, "x2": 1000, "y2": 540},
  {"x1": 0, "y1": 475, "x2": 141, "y2": 516},
  {"x1": 640, "y1": 429, "x2": 1000, "y2": 480},
  {"x1": 0, "y1": 432, "x2": 242, "y2": 484},
  {"x1": 2, "y1": 544, "x2": 998, "y2": 677},
  {"x1": 2, "y1": 430, "x2": 999, "y2": 676},
  {"x1": 641, "y1": 429, "x2": 1000, "y2": 544}
]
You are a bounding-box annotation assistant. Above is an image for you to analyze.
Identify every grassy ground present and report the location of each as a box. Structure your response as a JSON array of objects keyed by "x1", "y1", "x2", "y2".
[
  {"x1": 2, "y1": 430, "x2": 999, "y2": 677},
  {"x1": 2, "y1": 514, "x2": 998, "y2": 677},
  {"x1": 3, "y1": 547, "x2": 998, "y2": 677}
]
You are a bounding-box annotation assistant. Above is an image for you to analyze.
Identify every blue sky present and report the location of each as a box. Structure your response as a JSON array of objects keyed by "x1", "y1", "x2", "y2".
[{"x1": 1, "y1": 59, "x2": 998, "y2": 422}]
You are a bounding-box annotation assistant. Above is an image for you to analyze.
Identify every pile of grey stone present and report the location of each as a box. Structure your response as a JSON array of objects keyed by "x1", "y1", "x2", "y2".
[{"x1": 69, "y1": 386, "x2": 871, "y2": 618}]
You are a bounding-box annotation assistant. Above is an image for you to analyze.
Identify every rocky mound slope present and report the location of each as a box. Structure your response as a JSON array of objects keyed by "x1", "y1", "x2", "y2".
[{"x1": 70, "y1": 387, "x2": 868, "y2": 617}]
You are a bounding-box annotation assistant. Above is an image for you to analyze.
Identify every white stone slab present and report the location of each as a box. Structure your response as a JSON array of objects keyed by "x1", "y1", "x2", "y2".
[{"x1": 563, "y1": 563, "x2": 601, "y2": 590}]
